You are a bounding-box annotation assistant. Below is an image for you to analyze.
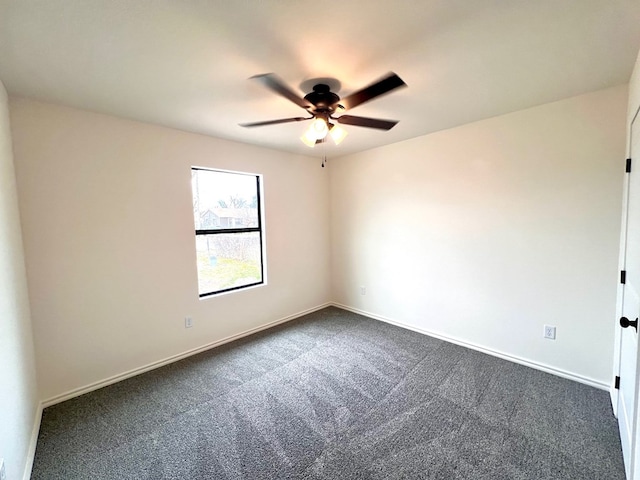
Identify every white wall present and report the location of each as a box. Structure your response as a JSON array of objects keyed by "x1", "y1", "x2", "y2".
[
  {"x1": 0, "y1": 83, "x2": 39, "y2": 479},
  {"x1": 10, "y1": 98, "x2": 331, "y2": 402},
  {"x1": 6, "y1": 83, "x2": 628, "y2": 405},
  {"x1": 330, "y1": 85, "x2": 627, "y2": 386}
]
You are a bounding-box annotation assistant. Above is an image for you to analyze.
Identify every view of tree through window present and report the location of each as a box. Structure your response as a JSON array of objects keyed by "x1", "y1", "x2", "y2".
[{"x1": 191, "y1": 168, "x2": 264, "y2": 296}]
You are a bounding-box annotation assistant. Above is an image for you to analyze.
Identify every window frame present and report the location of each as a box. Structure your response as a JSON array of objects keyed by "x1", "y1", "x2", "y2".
[{"x1": 192, "y1": 167, "x2": 265, "y2": 297}]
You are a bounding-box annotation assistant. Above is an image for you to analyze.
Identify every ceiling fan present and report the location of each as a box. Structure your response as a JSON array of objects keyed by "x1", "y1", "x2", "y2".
[{"x1": 240, "y1": 72, "x2": 407, "y2": 147}]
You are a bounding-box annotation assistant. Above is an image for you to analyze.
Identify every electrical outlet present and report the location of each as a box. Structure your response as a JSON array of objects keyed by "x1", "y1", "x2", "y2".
[
  {"x1": 543, "y1": 325, "x2": 556, "y2": 340},
  {"x1": 0, "y1": 458, "x2": 6, "y2": 480},
  {"x1": 185, "y1": 317, "x2": 193, "y2": 328},
  {"x1": 360, "y1": 286, "x2": 366, "y2": 295}
]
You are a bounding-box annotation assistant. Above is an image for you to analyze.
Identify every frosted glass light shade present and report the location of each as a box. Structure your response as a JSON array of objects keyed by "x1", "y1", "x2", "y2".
[
  {"x1": 300, "y1": 128, "x2": 317, "y2": 147},
  {"x1": 311, "y1": 117, "x2": 329, "y2": 139},
  {"x1": 329, "y1": 124, "x2": 348, "y2": 145}
]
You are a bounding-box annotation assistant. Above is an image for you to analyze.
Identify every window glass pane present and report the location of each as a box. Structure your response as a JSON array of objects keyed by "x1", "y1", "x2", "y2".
[
  {"x1": 195, "y1": 232, "x2": 262, "y2": 295},
  {"x1": 192, "y1": 169, "x2": 259, "y2": 230}
]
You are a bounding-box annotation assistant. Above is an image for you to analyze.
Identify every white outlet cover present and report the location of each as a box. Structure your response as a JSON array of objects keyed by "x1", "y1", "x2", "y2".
[
  {"x1": 360, "y1": 286, "x2": 366, "y2": 295},
  {"x1": 0, "y1": 458, "x2": 6, "y2": 480},
  {"x1": 543, "y1": 325, "x2": 556, "y2": 340},
  {"x1": 185, "y1": 317, "x2": 193, "y2": 328}
]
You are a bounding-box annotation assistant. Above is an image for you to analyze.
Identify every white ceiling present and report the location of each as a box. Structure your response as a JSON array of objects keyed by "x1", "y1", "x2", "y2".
[{"x1": 1, "y1": 0, "x2": 639, "y2": 158}]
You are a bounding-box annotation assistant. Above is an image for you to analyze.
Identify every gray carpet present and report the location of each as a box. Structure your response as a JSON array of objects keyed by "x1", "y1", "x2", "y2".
[{"x1": 31, "y1": 307, "x2": 625, "y2": 479}]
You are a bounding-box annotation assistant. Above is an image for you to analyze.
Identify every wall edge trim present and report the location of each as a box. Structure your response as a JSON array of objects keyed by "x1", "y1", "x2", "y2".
[
  {"x1": 610, "y1": 387, "x2": 619, "y2": 418},
  {"x1": 41, "y1": 302, "x2": 331, "y2": 407},
  {"x1": 22, "y1": 401, "x2": 43, "y2": 480},
  {"x1": 332, "y1": 302, "x2": 609, "y2": 391}
]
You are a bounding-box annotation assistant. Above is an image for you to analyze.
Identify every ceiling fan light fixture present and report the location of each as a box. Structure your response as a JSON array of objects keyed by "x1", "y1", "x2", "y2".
[
  {"x1": 242, "y1": 72, "x2": 406, "y2": 150},
  {"x1": 301, "y1": 116, "x2": 332, "y2": 147}
]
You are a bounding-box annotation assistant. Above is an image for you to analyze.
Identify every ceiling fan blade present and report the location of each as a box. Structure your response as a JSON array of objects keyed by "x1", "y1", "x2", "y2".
[
  {"x1": 339, "y1": 72, "x2": 407, "y2": 110},
  {"x1": 336, "y1": 115, "x2": 398, "y2": 130},
  {"x1": 250, "y1": 73, "x2": 312, "y2": 109},
  {"x1": 239, "y1": 117, "x2": 311, "y2": 127}
]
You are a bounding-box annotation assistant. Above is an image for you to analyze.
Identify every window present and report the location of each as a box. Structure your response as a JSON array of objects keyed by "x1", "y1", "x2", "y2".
[{"x1": 191, "y1": 168, "x2": 264, "y2": 297}]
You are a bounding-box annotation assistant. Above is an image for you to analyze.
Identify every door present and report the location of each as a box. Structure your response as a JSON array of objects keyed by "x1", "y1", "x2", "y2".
[{"x1": 618, "y1": 108, "x2": 640, "y2": 479}]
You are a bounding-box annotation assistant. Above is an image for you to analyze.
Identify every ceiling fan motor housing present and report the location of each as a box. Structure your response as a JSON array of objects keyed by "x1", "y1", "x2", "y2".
[{"x1": 304, "y1": 84, "x2": 341, "y2": 114}]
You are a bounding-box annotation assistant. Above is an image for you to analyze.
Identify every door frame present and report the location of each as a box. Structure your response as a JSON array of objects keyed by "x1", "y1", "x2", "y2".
[{"x1": 613, "y1": 103, "x2": 640, "y2": 479}]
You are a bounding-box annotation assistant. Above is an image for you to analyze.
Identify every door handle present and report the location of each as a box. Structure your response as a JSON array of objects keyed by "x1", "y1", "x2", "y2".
[{"x1": 620, "y1": 317, "x2": 639, "y2": 331}]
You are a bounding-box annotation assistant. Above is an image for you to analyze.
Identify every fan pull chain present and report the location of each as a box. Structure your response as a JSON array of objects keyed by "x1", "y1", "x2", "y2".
[{"x1": 321, "y1": 135, "x2": 328, "y2": 168}]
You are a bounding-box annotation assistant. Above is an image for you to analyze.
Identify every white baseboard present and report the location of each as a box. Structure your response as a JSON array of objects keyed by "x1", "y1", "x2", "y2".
[
  {"x1": 23, "y1": 401, "x2": 43, "y2": 480},
  {"x1": 39, "y1": 299, "x2": 608, "y2": 407},
  {"x1": 42, "y1": 303, "x2": 331, "y2": 407},
  {"x1": 332, "y1": 302, "x2": 610, "y2": 391}
]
